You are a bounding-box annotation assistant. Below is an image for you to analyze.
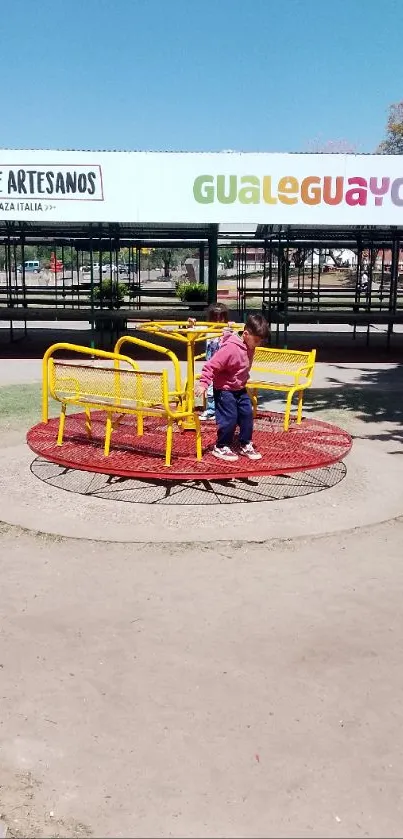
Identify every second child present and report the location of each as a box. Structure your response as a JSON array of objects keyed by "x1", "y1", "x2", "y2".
[{"x1": 200, "y1": 303, "x2": 231, "y2": 420}]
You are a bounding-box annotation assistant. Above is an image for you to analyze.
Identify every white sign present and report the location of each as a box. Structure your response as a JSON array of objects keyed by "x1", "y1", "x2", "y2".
[{"x1": 0, "y1": 150, "x2": 402, "y2": 225}]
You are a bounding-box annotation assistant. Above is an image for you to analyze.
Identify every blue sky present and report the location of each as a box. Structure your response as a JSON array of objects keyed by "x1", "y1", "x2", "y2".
[{"x1": 1, "y1": 0, "x2": 401, "y2": 153}]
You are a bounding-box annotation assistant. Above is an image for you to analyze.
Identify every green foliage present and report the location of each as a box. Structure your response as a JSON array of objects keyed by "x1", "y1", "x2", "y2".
[
  {"x1": 219, "y1": 247, "x2": 235, "y2": 269},
  {"x1": 149, "y1": 248, "x2": 195, "y2": 277},
  {"x1": 176, "y1": 281, "x2": 208, "y2": 302},
  {"x1": 91, "y1": 278, "x2": 127, "y2": 308},
  {"x1": 377, "y1": 102, "x2": 403, "y2": 154},
  {"x1": 0, "y1": 244, "x2": 74, "y2": 270}
]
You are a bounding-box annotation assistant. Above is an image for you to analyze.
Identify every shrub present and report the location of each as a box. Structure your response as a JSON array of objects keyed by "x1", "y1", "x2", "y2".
[
  {"x1": 90, "y1": 278, "x2": 126, "y2": 308},
  {"x1": 176, "y1": 282, "x2": 208, "y2": 303}
]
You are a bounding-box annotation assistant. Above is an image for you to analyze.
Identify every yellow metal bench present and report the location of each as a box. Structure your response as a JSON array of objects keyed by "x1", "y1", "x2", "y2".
[
  {"x1": 247, "y1": 347, "x2": 316, "y2": 431},
  {"x1": 42, "y1": 342, "x2": 201, "y2": 466},
  {"x1": 114, "y1": 333, "x2": 185, "y2": 406}
]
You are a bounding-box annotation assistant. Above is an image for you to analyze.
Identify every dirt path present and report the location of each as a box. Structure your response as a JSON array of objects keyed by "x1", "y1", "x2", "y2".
[
  {"x1": 1, "y1": 519, "x2": 403, "y2": 838},
  {"x1": 1, "y1": 360, "x2": 403, "y2": 837}
]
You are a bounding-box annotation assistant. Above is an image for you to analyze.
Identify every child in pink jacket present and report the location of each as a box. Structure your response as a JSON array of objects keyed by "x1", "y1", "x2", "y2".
[{"x1": 196, "y1": 313, "x2": 269, "y2": 462}]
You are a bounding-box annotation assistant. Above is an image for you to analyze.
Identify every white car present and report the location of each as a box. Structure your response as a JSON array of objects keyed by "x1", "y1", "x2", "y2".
[{"x1": 80, "y1": 263, "x2": 102, "y2": 274}]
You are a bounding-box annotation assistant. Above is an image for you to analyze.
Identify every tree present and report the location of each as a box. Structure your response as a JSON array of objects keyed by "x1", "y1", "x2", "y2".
[
  {"x1": 292, "y1": 247, "x2": 313, "y2": 268},
  {"x1": 149, "y1": 248, "x2": 194, "y2": 278},
  {"x1": 327, "y1": 249, "x2": 344, "y2": 268},
  {"x1": 377, "y1": 102, "x2": 403, "y2": 154},
  {"x1": 156, "y1": 249, "x2": 178, "y2": 278},
  {"x1": 218, "y1": 247, "x2": 234, "y2": 269}
]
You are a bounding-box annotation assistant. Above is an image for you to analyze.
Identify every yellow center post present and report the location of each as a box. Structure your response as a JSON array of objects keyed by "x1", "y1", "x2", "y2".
[
  {"x1": 124, "y1": 320, "x2": 244, "y2": 431},
  {"x1": 181, "y1": 330, "x2": 198, "y2": 430}
]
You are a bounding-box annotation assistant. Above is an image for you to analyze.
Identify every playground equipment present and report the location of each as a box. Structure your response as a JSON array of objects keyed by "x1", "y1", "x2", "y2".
[
  {"x1": 248, "y1": 347, "x2": 316, "y2": 431},
  {"x1": 42, "y1": 342, "x2": 201, "y2": 465},
  {"x1": 27, "y1": 326, "x2": 350, "y2": 481},
  {"x1": 188, "y1": 325, "x2": 316, "y2": 431},
  {"x1": 119, "y1": 320, "x2": 244, "y2": 429}
]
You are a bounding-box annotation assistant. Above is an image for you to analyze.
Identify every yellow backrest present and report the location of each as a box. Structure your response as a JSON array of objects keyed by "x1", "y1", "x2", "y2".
[
  {"x1": 49, "y1": 361, "x2": 167, "y2": 409},
  {"x1": 114, "y1": 334, "x2": 183, "y2": 394},
  {"x1": 42, "y1": 342, "x2": 140, "y2": 423},
  {"x1": 252, "y1": 348, "x2": 316, "y2": 383}
]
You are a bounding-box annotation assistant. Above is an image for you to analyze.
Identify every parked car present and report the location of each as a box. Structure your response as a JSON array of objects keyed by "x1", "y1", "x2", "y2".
[
  {"x1": 80, "y1": 263, "x2": 102, "y2": 274},
  {"x1": 18, "y1": 260, "x2": 40, "y2": 273}
]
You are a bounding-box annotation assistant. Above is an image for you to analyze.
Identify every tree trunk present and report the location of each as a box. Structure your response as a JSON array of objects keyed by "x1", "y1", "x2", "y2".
[{"x1": 163, "y1": 259, "x2": 170, "y2": 278}]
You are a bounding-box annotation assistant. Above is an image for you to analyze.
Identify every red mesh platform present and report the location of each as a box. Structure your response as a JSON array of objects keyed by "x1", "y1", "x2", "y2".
[{"x1": 26, "y1": 412, "x2": 352, "y2": 481}]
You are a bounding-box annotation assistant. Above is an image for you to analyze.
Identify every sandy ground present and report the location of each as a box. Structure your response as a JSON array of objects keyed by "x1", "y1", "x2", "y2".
[
  {"x1": 1, "y1": 358, "x2": 403, "y2": 837},
  {"x1": 1, "y1": 521, "x2": 403, "y2": 839}
]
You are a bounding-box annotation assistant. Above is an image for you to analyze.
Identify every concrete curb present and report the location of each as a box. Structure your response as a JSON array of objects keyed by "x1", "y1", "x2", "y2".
[{"x1": 0, "y1": 439, "x2": 401, "y2": 543}]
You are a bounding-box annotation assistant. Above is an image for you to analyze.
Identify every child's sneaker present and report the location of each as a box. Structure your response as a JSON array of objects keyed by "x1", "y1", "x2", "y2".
[
  {"x1": 199, "y1": 410, "x2": 215, "y2": 421},
  {"x1": 212, "y1": 445, "x2": 238, "y2": 462},
  {"x1": 239, "y1": 442, "x2": 262, "y2": 461}
]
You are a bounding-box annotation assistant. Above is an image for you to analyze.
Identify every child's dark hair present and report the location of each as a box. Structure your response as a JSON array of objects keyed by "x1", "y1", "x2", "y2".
[
  {"x1": 206, "y1": 302, "x2": 229, "y2": 323},
  {"x1": 244, "y1": 313, "x2": 269, "y2": 342}
]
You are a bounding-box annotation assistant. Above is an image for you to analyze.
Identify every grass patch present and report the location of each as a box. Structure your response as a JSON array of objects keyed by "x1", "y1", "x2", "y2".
[
  {"x1": 0, "y1": 383, "x2": 53, "y2": 433},
  {"x1": 0, "y1": 383, "x2": 41, "y2": 419}
]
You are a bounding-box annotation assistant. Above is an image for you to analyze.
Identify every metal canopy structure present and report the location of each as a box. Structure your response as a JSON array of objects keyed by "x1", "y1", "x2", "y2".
[
  {"x1": 0, "y1": 220, "x2": 216, "y2": 238},
  {"x1": 0, "y1": 219, "x2": 403, "y2": 350},
  {"x1": 1, "y1": 143, "x2": 403, "y2": 349}
]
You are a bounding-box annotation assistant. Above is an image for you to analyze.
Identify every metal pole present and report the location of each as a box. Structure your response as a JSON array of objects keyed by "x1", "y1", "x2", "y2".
[
  {"x1": 207, "y1": 227, "x2": 218, "y2": 305},
  {"x1": 100, "y1": 241, "x2": 104, "y2": 347},
  {"x1": 317, "y1": 248, "x2": 322, "y2": 313},
  {"x1": 387, "y1": 233, "x2": 399, "y2": 350},
  {"x1": 6, "y1": 237, "x2": 13, "y2": 341},
  {"x1": 309, "y1": 247, "x2": 314, "y2": 308},
  {"x1": 366, "y1": 241, "x2": 373, "y2": 346},
  {"x1": 236, "y1": 245, "x2": 240, "y2": 314},
  {"x1": 76, "y1": 247, "x2": 81, "y2": 310},
  {"x1": 243, "y1": 245, "x2": 246, "y2": 319},
  {"x1": 380, "y1": 247, "x2": 385, "y2": 307},
  {"x1": 12, "y1": 243, "x2": 19, "y2": 312},
  {"x1": 199, "y1": 244, "x2": 205, "y2": 285},
  {"x1": 138, "y1": 246, "x2": 141, "y2": 310},
  {"x1": 275, "y1": 230, "x2": 282, "y2": 346},
  {"x1": 353, "y1": 238, "x2": 361, "y2": 340},
  {"x1": 89, "y1": 237, "x2": 95, "y2": 350},
  {"x1": 21, "y1": 234, "x2": 27, "y2": 336},
  {"x1": 61, "y1": 244, "x2": 66, "y2": 307},
  {"x1": 53, "y1": 248, "x2": 58, "y2": 308},
  {"x1": 283, "y1": 237, "x2": 290, "y2": 348},
  {"x1": 268, "y1": 237, "x2": 273, "y2": 330}
]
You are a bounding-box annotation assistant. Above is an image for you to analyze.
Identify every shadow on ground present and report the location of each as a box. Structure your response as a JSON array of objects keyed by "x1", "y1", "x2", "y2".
[
  {"x1": 30, "y1": 456, "x2": 346, "y2": 506},
  {"x1": 303, "y1": 364, "x2": 403, "y2": 452}
]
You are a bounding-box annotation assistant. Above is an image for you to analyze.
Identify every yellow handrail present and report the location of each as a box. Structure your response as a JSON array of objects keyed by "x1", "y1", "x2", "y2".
[
  {"x1": 114, "y1": 334, "x2": 183, "y2": 394},
  {"x1": 42, "y1": 342, "x2": 139, "y2": 423}
]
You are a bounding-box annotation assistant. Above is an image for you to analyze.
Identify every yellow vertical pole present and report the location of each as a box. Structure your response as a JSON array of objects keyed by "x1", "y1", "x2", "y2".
[
  {"x1": 194, "y1": 415, "x2": 202, "y2": 461},
  {"x1": 284, "y1": 390, "x2": 294, "y2": 431},
  {"x1": 56, "y1": 403, "x2": 66, "y2": 446},
  {"x1": 104, "y1": 413, "x2": 113, "y2": 456},
  {"x1": 42, "y1": 356, "x2": 50, "y2": 423},
  {"x1": 137, "y1": 414, "x2": 144, "y2": 436},
  {"x1": 186, "y1": 335, "x2": 195, "y2": 414},
  {"x1": 297, "y1": 391, "x2": 304, "y2": 424},
  {"x1": 181, "y1": 333, "x2": 197, "y2": 430}
]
